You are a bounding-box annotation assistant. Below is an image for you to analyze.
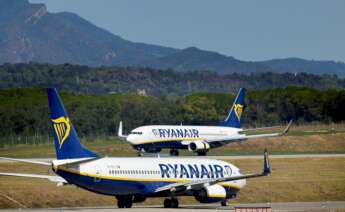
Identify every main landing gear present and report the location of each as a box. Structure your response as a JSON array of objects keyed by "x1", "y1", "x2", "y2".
[
  {"x1": 196, "y1": 150, "x2": 208, "y2": 156},
  {"x1": 169, "y1": 149, "x2": 179, "y2": 156},
  {"x1": 221, "y1": 200, "x2": 228, "y2": 206},
  {"x1": 116, "y1": 196, "x2": 133, "y2": 208},
  {"x1": 163, "y1": 198, "x2": 179, "y2": 208}
]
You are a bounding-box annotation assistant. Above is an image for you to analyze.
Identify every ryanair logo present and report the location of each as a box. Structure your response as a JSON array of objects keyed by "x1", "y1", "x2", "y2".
[
  {"x1": 52, "y1": 117, "x2": 71, "y2": 149},
  {"x1": 233, "y1": 104, "x2": 243, "y2": 121}
]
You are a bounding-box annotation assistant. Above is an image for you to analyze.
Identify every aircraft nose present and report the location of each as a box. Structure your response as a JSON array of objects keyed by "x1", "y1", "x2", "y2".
[{"x1": 126, "y1": 134, "x2": 136, "y2": 144}]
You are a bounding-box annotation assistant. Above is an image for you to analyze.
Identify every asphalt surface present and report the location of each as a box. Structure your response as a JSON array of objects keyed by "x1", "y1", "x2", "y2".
[{"x1": 1, "y1": 202, "x2": 345, "y2": 211}]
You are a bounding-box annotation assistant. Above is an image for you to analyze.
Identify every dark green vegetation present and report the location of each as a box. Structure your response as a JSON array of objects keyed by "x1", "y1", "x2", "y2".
[
  {"x1": 1, "y1": 63, "x2": 344, "y2": 96},
  {"x1": 1, "y1": 86, "x2": 345, "y2": 148},
  {"x1": 1, "y1": 0, "x2": 345, "y2": 76}
]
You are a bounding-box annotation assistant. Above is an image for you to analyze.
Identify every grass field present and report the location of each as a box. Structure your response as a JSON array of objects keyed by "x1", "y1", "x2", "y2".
[
  {"x1": 0, "y1": 157, "x2": 344, "y2": 208},
  {"x1": 1, "y1": 123, "x2": 345, "y2": 158}
]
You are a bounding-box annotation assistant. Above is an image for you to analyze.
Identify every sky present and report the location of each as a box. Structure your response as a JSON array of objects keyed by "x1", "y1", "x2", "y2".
[{"x1": 30, "y1": 0, "x2": 345, "y2": 62}]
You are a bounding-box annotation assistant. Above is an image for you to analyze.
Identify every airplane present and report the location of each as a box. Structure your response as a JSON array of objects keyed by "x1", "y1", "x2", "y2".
[
  {"x1": 118, "y1": 88, "x2": 293, "y2": 156},
  {"x1": 0, "y1": 88, "x2": 272, "y2": 208}
]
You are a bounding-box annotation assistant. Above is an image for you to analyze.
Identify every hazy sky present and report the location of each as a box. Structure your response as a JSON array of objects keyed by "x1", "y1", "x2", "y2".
[{"x1": 30, "y1": 0, "x2": 345, "y2": 62}]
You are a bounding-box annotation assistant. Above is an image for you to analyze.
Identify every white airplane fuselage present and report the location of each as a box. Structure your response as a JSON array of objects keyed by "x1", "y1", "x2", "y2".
[
  {"x1": 127, "y1": 125, "x2": 246, "y2": 152},
  {"x1": 53, "y1": 157, "x2": 245, "y2": 200}
]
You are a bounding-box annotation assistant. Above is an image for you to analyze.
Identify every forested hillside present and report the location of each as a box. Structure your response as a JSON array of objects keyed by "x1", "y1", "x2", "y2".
[
  {"x1": 0, "y1": 63, "x2": 344, "y2": 96},
  {"x1": 0, "y1": 87, "x2": 344, "y2": 145}
]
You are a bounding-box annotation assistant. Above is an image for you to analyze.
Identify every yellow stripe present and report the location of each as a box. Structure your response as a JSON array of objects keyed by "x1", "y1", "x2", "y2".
[
  {"x1": 56, "y1": 124, "x2": 61, "y2": 141},
  {"x1": 54, "y1": 125, "x2": 61, "y2": 142},
  {"x1": 58, "y1": 124, "x2": 64, "y2": 138},
  {"x1": 57, "y1": 167, "x2": 241, "y2": 189},
  {"x1": 208, "y1": 194, "x2": 226, "y2": 198}
]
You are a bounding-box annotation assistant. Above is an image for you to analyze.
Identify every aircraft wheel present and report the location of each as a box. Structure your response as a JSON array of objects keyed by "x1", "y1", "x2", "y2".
[
  {"x1": 164, "y1": 198, "x2": 172, "y2": 208},
  {"x1": 117, "y1": 196, "x2": 133, "y2": 208},
  {"x1": 197, "y1": 151, "x2": 207, "y2": 156},
  {"x1": 117, "y1": 200, "x2": 125, "y2": 208},
  {"x1": 172, "y1": 198, "x2": 179, "y2": 208},
  {"x1": 170, "y1": 149, "x2": 179, "y2": 156},
  {"x1": 163, "y1": 198, "x2": 178, "y2": 208},
  {"x1": 124, "y1": 200, "x2": 133, "y2": 208},
  {"x1": 221, "y1": 200, "x2": 227, "y2": 206}
]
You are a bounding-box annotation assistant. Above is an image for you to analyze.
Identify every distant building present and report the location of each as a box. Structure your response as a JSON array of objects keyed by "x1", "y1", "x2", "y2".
[{"x1": 137, "y1": 89, "x2": 147, "y2": 96}]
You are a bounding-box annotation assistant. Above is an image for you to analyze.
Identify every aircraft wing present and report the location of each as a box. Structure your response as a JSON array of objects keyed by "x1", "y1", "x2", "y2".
[
  {"x1": 203, "y1": 120, "x2": 293, "y2": 147},
  {"x1": 155, "y1": 149, "x2": 270, "y2": 193},
  {"x1": 0, "y1": 172, "x2": 67, "y2": 183},
  {"x1": 0, "y1": 157, "x2": 51, "y2": 166}
]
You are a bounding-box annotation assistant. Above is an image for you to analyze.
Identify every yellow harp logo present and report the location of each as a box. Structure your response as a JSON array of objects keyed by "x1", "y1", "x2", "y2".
[
  {"x1": 233, "y1": 104, "x2": 243, "y2": 121},
  {"x1": 52, "y1": 117, "x2": 71, "y2": 149}
]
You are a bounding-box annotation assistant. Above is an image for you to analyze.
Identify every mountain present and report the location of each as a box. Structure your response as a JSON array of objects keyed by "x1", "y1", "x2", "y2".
[
  {"x1": 0, "y1": 0, "x2": 177, "y2": 66},
  {"x1": 0, "y1": 0, "x2": 344, "y2": 77},
  {"x1": 261, "y1": 58, "x2": 345, "y2": 77},
  {"x1": 142, "y1": 47, "x2": 273, "y2": 74}
]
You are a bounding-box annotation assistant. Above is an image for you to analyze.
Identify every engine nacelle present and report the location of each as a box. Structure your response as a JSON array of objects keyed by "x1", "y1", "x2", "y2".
[
  {"x1": 188, "y1": 141, "x2": 210, "y2": 152},
  {"x1": 193, "y1": 184, "x2": 226, "y2": 203}
]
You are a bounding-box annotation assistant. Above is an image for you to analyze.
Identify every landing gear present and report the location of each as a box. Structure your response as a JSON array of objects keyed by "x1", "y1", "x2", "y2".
[
  {"x1": 196, "y1": 150, "x2": 207, "y2": 156},
  {"x1": 221, "y1": 200, "x2": 228, "y2": 206},
  {"x1": 169, "y1": 149, "x2": 179, "y2": 156},
  {"x1": 163, "y1": 198, "x2": 179, "y2": 208},
  {"x1": 116, "y1": 195, "x2": 133, "y2": 208}
]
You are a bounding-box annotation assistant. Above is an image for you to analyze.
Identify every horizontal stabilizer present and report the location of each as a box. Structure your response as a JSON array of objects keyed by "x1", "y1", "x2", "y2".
[
  {"x1": 0, "y1": 172, "x2": 66, "y2": 183},
  {"x1": 0, "y1": 157, "x2": 51, "y2": 166}
]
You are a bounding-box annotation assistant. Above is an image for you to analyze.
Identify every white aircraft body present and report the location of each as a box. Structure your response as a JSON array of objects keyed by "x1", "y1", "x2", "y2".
[
  {"x1": 0, "y1": 88, "x2": 271, "y2": 208},
  {"x1": 119, "y1": 88, "x2": 292, "y2": 156}
]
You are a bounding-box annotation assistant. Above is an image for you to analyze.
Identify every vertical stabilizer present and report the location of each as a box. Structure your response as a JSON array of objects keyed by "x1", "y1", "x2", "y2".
[
  {"x1": 47, "y1": 88, "x2": 97, "y2": 160},
  {"x1": 219, "y1": 88, "x2": 246, "y2": 128}
]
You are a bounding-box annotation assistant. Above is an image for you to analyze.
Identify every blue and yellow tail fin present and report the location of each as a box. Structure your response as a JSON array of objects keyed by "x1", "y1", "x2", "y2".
[
  {"x1": 219, "y1": 88, "x2": 246, "y2": 128},
  {"x1": 47, "y1": 88, "x2": 97, "y2": 160}
]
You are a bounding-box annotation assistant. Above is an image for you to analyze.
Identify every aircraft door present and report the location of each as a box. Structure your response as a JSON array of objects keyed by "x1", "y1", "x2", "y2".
[{"x1": 94, "y1": 165, "x2": 102, "y2": 183}]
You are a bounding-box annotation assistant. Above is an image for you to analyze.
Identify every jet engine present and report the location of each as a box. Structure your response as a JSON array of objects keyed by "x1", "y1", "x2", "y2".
[
  {"x1": 188, "y1": 141, "x2": 210, "y2": 152},
  {"x1": 193, "y1": 184, "x2": 226, "y2": 203}
]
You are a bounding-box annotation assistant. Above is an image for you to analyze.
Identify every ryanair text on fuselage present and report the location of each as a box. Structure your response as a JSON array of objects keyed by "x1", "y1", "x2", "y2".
[
  {"x1": 159, "y1": 163, "x2": 232, "y2": 179},
  {"x1": 152, "y1": 128, "x2": 199, "y2": 138}
]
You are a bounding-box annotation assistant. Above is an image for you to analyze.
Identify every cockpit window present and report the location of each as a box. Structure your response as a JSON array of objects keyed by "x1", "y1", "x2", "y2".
[{"x1": 131, "y1": 131, "x2": 143, "y2": 135}]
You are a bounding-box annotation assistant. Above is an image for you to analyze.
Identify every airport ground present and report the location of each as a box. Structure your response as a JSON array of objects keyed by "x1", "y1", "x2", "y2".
[
  {"x1": 0, "y1": 156, "x2": 344, "y2": 209},
  {"x1": 0, "y1": 123, "x2": 344, "y2": 209}
]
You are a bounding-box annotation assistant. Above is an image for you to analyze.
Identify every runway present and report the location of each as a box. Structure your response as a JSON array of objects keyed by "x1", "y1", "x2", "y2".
[
  {"x1": 1, "y1": 202, "x2": 345, "y2": 211},
  {"x1": 1, "y1": 154, "x2": 345, "y2": 163}
]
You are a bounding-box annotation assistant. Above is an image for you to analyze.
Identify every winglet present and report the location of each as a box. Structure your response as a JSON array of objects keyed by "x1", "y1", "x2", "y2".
[
  {"x1": 280, "y1": 120, "x2": 293, "y2": 136},
  {"x1": 117, "y1": 121, "x2": 127, "y2": 139},
  {"x1": 263, "y1": 148, "x2": 270, "y2": 175}
]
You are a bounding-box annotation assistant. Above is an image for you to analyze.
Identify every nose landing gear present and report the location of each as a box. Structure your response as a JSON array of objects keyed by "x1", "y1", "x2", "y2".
[{"x1": 169, "y1": 149, "x2": 179, "y2": 156}]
